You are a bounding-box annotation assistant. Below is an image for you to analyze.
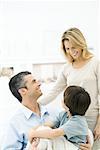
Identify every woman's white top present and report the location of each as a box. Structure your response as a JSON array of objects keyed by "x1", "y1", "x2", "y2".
[{"x1": 38, "y1": 57, "x2": 100, "y2": 117}]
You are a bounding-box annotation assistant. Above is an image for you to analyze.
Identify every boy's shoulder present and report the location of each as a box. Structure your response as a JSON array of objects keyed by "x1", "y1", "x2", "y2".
[{"x1": 58, "y1": 110, "x2": 68, "y2": 119}]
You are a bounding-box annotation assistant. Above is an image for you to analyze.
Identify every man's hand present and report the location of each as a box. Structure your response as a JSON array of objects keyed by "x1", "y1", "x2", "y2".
[
  {"x1": 28, "y1": 125, "x2": 41, "y2": 143},
  {"x1": 29, "y1": 138, "x2": 39, "y2": 150},
  {"x1": 79, "y1": 136, "x2": 92, "y2": 150}
]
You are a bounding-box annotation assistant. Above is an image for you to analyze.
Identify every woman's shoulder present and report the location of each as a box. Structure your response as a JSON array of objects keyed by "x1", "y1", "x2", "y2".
[
  {"x1": 91, "y1": 56, "x2": 100, "y2": 62},
  {"x1": 88, "y1": 57, "x2": 100, "y2": 73},
  {"x1": 90, "y1": 56, "x2": 100, "y2": 66}
]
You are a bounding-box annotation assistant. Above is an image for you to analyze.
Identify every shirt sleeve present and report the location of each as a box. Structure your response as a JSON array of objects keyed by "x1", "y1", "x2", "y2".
[
  {"x1": 49, "y1": 112, "x2": 62, "y2": 128},
  {"x1": 59, "y1": 117, "x2": 87, "y2": 140},
  {"x1": 1, "y1": 121, "x2": 26, "y2": 149},
  {"x1": 37, "y1": 64, "x2": 67, "y2": 105}
]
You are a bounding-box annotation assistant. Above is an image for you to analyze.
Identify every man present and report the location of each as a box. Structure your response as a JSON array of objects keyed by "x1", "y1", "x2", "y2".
[
  {"x1": 1, "y1": 71, "x2": 92, "y2": 149},
  {"x1": 1, "y1": 71, "x2": 50, "y2": 149}
]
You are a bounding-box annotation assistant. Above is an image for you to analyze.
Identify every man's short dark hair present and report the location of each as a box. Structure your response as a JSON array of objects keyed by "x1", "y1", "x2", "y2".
[
  {"x1": 9, "y1": 71, "x2": 31, "y2": 103},
  {"x1": 64, "y1": 86, "x2": 91, "y2": 116}
]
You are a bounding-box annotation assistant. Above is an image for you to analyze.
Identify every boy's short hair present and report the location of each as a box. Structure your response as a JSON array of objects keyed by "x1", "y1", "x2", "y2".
[{"x1": 64, "y1": 86, "x2": 91, "y2": 116}]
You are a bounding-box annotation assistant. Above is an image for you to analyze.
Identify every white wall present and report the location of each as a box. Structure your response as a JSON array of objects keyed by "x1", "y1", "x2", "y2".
[{"x1": 0, "y1": 0, "x2": 99, "y2": 65}]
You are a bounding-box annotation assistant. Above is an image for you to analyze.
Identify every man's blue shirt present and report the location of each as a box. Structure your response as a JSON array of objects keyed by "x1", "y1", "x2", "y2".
[{"x1": 1, "y1": 104, "x2": 50, "y2": 150}]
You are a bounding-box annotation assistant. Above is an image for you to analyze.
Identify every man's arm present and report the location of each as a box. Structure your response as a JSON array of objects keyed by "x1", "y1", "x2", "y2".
[
  {"x1": 79, "y1": 136, "x2": 92, "y2": 150},
  {"x1": 29, "y1": 128, "x2": 92, "y2": 150},
  {"x1": 29, "y1": 140, "x2": 92, "y2": 150},
  {"x1": 1, "y1": 122, "x2": 27, "y2": 149}
]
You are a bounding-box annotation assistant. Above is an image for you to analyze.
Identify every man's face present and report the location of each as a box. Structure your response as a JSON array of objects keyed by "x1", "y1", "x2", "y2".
[{"x1": 24, "y1": 74, "x2": 42, "y2": 99}]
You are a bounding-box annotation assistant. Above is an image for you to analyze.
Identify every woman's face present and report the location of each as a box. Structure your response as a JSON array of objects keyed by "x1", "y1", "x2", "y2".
[{"x1": 64, "y1": 40, "x2": 82, "y2": 60}]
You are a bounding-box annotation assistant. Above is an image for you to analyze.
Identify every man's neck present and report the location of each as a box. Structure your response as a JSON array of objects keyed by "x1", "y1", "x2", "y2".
[{"x1": 22, "y1": 98, "x2": 41, "y2": 116}]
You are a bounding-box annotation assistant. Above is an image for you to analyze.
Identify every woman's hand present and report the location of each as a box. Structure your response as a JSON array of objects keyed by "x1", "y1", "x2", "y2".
[
  {"x1": 79, "y1": 136, "x2": 92, "y2": 150},
  {"x1": 93, "y1": 124, "x2": 100, "y2": 140},
  {"x1": 94, "y1": 115, "x2": 100, "y2": 140}
]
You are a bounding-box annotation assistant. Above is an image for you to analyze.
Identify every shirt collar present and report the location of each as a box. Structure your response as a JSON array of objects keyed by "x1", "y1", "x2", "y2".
[
  {"x1": 21, "y1": 104, "x2": 49, "y2": 120},
  {"x1": 40, "y1": 106, "x2": 49, "y2": 117}
]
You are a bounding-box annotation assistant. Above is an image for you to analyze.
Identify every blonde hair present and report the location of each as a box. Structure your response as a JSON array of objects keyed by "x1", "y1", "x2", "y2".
[{"x1": 61, "y1": 27, "x2": 93, "y2": 62}]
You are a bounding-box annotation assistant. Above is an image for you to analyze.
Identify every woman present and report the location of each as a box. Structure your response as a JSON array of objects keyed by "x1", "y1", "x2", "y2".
[{"x1": 38, "y1": 27, "x2": 100, "y2": 150}]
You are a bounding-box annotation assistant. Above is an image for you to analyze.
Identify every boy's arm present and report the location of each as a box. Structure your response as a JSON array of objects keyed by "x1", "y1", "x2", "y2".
[
  {"x1": 28, "y1": 121, "x2": 54, "y2": 144},
  {"x1": 28, "y1": 127, "x2": 64, "y2": 143},
  {"x1": 43, "y1": 121, "x2": 54, "y2": 128},
  {"x1": 30, "y1": 121, "x2": 54, "y2": 131}
]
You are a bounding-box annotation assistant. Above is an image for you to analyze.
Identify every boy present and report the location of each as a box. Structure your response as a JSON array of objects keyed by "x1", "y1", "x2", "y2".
[{"x1": 28, "y1": 86, "x2": 91, "y2": 150}]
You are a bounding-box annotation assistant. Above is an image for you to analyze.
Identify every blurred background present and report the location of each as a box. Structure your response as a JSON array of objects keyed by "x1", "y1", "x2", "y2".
[{"x1": 0, "y1": 0, "x2": 99, "y2": 146}]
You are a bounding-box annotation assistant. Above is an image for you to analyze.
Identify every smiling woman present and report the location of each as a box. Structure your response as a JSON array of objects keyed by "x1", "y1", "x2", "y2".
[{"x1": 38, "y1": 27, "x2": 100, "y2": 150}]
